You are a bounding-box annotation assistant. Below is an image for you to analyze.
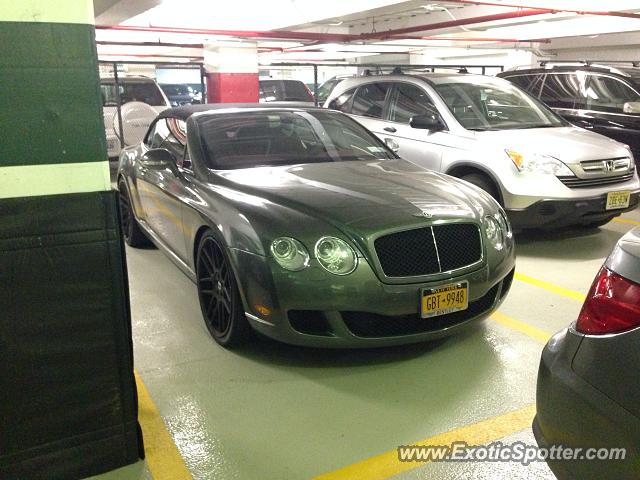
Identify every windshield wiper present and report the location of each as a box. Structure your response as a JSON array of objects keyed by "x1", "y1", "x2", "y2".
[{"x1": 506, "y1": 124, "x2": 558, "y2": 130}]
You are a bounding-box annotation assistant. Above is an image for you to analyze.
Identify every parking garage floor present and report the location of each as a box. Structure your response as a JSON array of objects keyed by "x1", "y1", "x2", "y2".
[{"x1": 90, "y1": 208, "x2": 640, "y2": 480}]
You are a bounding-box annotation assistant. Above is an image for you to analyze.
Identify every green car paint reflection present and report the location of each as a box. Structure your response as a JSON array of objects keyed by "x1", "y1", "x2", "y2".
[{"x1": 117, "y1": 104, "x2": 515, "y2": 348}]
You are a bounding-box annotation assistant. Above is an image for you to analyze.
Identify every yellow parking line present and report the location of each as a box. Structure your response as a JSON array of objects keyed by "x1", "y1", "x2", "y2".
[
  {"x1": 312, "y1": 404, "x2": 536, "y2": 480},
  {"x1": 612, "y1": 217, "x2": 640, "y2": 226},
  {"x1": 514, "y1": 272, "x2": 586, "y2": 302},
  {"x1": 135, "y1": 371, "x2": 193, "y2": 480},
  {"x1": 491, "y1": 311, "x2": 552, "y2": 344}
]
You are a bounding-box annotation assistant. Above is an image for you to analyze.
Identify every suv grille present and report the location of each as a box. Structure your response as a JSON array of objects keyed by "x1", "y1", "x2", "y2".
[
  {"x1": 558, "y1": 172, "x2": 634, "y2": 188},
  {"x1": 581, "y1": 157, "x2": 631, "y2": 173},
  {"x1": 374, "y1": 224, "x2": 482, "y2": 278}
]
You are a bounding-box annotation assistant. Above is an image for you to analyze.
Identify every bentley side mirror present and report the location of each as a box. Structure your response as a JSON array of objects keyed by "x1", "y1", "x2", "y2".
[
  {"x1": 409, "y1": 114, "x2": 445, "y2": 131},
  {"x1": 384, "y1": 138, "x2": 400, "y2": 153},
  {"x1": 623, "y1": 101, "x2": 640, "y2": 114},
  {"x1": 141, "y1": 148, "x2": 180, "y2": 176}
]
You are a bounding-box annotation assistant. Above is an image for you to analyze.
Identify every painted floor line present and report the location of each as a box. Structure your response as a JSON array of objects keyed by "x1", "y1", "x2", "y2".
[
  {"x1": 312, "y1": 404, "x2": 537, "y2": 480},
  {"x1": 491, "y1": 311, "x2": 552, "y2": 344},
  {"x1": 135, "y1": 371, "x2": 193, "y2": 480},
  {"x1": 514, "y1": 272, "x2": 586, "y2": 302},
  {"x1": 612, "y1": 217, "x2": 640, "y2": 226}
]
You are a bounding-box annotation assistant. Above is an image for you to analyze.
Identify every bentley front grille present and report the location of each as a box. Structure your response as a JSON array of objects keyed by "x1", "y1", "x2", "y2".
[{"x1": 374, "y1": 223, "x2": 482, "y2": 278}]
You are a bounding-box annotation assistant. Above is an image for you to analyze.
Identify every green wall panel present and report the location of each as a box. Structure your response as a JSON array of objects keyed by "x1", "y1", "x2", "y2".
[{"x1": 0, "y1": 22, "x2": 106, "y2": 168}]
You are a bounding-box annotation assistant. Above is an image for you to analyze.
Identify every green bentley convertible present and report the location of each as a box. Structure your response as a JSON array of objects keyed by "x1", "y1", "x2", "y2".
[{"x1": 117, "y1": 104, "x2": 515, "y2": 348}]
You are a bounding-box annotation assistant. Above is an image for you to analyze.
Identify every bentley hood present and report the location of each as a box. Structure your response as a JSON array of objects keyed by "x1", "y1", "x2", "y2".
[{"x1": 213, "y1": 159, "x2": 494, "y2": 235}]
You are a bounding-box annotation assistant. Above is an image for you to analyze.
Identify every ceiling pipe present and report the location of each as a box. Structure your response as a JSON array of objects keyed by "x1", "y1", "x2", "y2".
[
  {"x1": 358, "y1": 9, "x2": 549, "y2": 39},
  {"x1": 440, "y1": 1, "x2": 640, "y2": 20},
  {"x1": 99, "y1": 53, "x2": 204, "y2": 60},
  {"x1": 96, "y1": 10, "x2": 550, "y2": 43},
  {"x1": 95, "y1": 25, "x2": 354, "y2": 42},
  {"x1": 96, "y1": 40, "x2": 204, "y2": 48},
  {"x1": 378, "y1": 35, "x2": 549, "y2": 43}
]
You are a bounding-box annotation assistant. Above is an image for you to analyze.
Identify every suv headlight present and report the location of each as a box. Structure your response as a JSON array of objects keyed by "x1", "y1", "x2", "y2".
[
  {"x1": 624, "y1": 145, "x2": 635, "y2": 168},
  {"x1": 484, "y1": 215, "x2": 505, "y2": 251},
  {"x1": 270, "y1": 237, "x2": 310, "y2": 271},
  {"x1": 506, "y1": 149, "x2": 573, "y2": 176},
  {"x1": 315, "y1": 237, "x2": 358, "y2": 275}
]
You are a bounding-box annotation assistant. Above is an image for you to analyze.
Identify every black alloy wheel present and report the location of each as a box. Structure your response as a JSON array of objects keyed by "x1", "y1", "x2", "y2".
[
  {"x1": 196, "y1": 231, "x2": 251, "y2": 347},
  {"x1": 118, "y1": 179, "x2": 150, "y2": 247}
]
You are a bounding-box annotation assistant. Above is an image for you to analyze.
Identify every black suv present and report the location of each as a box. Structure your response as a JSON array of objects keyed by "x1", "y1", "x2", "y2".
[{"x1": 498, "y1": 62, "x2": 640, "y2": 163}]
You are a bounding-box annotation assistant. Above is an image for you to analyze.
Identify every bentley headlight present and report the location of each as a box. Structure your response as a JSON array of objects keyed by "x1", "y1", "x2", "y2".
[
  {"x1": 506, "y1": 149, "x2": 574, "y2": 176},
  {"x1": 315, "y1": 237, "x2": 357, "y2": 275},
  {"x1": 497, "y1": 210, "x2": 512, "y2": 240},
  {"x1": 270, "y1": 237, "x2": 310, "y2": 271},
  {"x1": 484, "y1": 215, "x2": 504, "y2": 251}
]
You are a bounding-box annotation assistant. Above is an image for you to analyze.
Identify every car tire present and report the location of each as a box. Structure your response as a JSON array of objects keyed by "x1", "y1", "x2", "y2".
[
  {"x1": 118, "y1": 179, "x2": 151, "y2": 248},
  {"x1": 195, "y1": 230, "x2": 252, "y2": 348},
  {"x1": 461, "y1": 173, "x2": 500, "y2": 204}
]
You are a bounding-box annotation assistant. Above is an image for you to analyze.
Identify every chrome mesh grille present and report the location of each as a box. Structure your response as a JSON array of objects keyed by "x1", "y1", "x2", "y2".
[{"x1": 374, "y1": 223, "x2": 482, "y2": 278}]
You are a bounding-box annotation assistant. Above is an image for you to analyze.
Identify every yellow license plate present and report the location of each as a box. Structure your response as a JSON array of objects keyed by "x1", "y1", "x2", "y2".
[
  {"x1": 606, "y1": 191, "x2": 631, "y2": 210},
  {"x1": 421, "y1": 281, "x2": 469, "y2": 319}
]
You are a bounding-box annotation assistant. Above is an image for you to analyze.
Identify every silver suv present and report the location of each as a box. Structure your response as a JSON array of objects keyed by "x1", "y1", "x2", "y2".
[{"x1": 325, "y1": 73, "x2": 640, "y2": 229}]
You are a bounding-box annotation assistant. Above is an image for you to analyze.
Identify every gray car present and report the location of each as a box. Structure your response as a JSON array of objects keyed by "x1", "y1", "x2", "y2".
[
  {"x1": 534, "y1": 227, "x2": 640, "y2": 479},
  {"x1": 325, "y1": 73, "x2": 640, "y2": 230},
  {"x1": 117, "y1": 104, "x2": 515, "y2": 348}
]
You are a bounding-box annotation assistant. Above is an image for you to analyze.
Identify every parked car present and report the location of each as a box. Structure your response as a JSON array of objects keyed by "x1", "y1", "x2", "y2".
[
  {"x1": 159, "y1": 83, "x2": 203, "y2": 106},
  {"x1": 259, "y1": 79, "x2": 314, "y2": 104},
  {"x1": 498, "y1": 62, "x2": 640, "y2": 165},
  {"x1": 315, "y1": 76, "x2": 349, "y2": 104},
  {"x1": 534, "y1": 226, "x2": 640, "y2": 479},
  {"x1": 325, "y1": 73, "x2": 640, "y2": 230},
  {"x1": 117, "y1": 104, "x2": 515, "y2": 348},
  {"x1": 100, "y1": 76, "x2": 170, "y2": 158}
]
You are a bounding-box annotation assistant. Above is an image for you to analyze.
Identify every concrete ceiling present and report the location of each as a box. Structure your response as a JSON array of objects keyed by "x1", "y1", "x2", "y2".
[
  {"x1": 92, "y1": 0, "x2": 640, "y2": 67},
  {"x1": 94, "y1": 0, "x2": 162, "y2": 25}
]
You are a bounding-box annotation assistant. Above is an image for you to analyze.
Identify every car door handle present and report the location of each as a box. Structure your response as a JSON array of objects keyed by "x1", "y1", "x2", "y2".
[{"x1": 384, "y1": 126, "x2": 397, "y2": 133}]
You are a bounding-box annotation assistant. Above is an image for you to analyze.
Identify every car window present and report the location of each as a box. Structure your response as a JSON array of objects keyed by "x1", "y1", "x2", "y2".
[
  {"x1": 328, "y1": 88, "x2": 356, "y2": 112},
  {"x1": 540, "y1": 73, "x2": 582, "y2": 109},
  {"x1": 504, "y1": 74, "x2": 544, "y2": 97},
  {"x1": 259, "y1": 80, "x2": 313, "y2": 102},
  {"x1": 316, "y1": 78, "x2": 340, "y2": 103},
  {"x1": 146, "y1": 120, "x2": 166, "y2": 148},
  {"x1": 585, "y1": 74, "x2": 640, "y2": 114},
  {"x1": 434, "y1": 80, "x2": 566, "y2": 131},
  {"x1": 100, "y1": 81, "x2": 166, "y2": 106},
  {"x1": 388, "y1": 83, "x2": 439, "y2": 124},
  {"x1": 197, "y1": 110, "x2": 395, "y2": 170},
  {"x1": 146, "y1": 118, "x2": 188, "y2": 167},
  {"x1": 351, "y1": 83, "x2": 391, "y2": 119}
]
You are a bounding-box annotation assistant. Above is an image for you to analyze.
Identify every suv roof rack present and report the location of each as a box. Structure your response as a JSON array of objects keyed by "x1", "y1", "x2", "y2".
[
  {"x1": 539, "y1": 60, "x2": 640, "y2": 68},
  {"x1": 536, "y1": 60, "x2": 638, "y2": 78}
]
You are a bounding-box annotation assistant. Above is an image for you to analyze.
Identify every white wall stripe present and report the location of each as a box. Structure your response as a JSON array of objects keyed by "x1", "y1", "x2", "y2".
[
  {"x1": 0, "y1": 161, "x2": 111, "y2": 199},
  {"x1": 0, "y1": 0, "x2": 94, "y2": 25}
]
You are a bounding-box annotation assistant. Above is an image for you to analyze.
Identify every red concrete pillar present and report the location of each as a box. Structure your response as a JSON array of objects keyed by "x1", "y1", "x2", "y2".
[{"x1": 204, "y1": 42, "x2": 259, "y2": 103}]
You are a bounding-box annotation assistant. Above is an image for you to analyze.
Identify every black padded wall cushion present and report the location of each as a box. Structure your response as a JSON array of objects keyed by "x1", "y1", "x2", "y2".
[{"x1": 0, "y1": 190, "x2": 143, "y2": 479}]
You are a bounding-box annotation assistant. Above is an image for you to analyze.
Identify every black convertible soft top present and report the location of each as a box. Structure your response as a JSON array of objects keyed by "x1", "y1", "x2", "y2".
[{"x1": 157, "y1": 102, "x2": 321, "y2": 121}]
